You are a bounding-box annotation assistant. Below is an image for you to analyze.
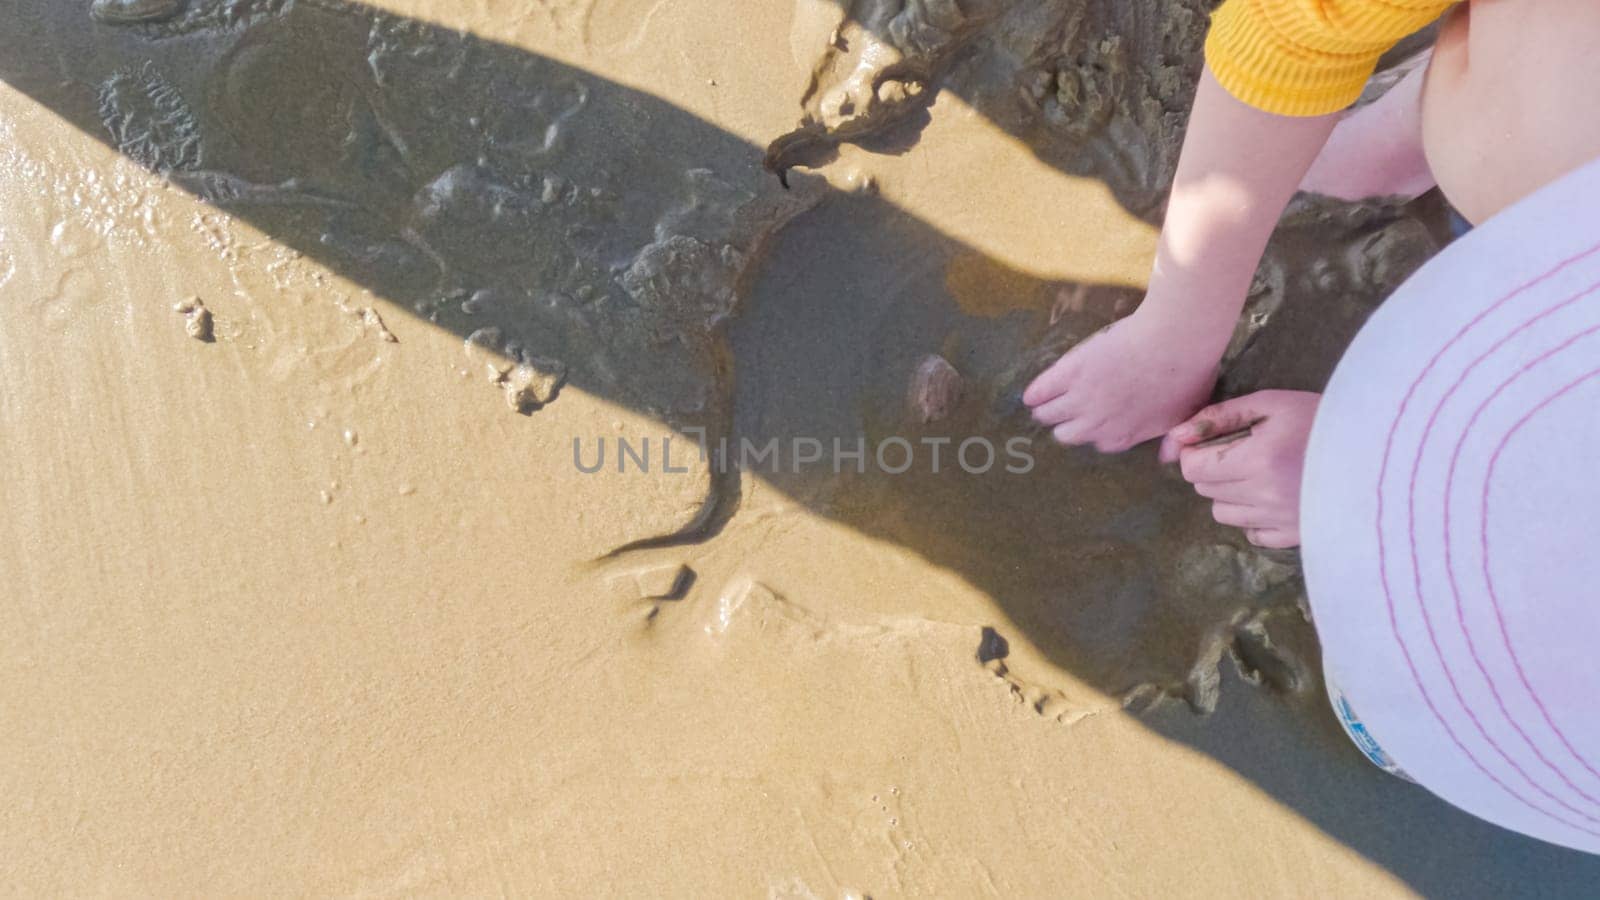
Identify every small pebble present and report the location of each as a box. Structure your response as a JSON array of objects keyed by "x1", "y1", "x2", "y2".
[{"x1": 907, "y1": 354, "x2": 964, "y2": 424}]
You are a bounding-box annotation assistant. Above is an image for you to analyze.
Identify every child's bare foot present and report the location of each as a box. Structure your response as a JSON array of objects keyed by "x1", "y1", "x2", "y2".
[
  {"x1": 1023, "y1": 306, "x2": 1223, "y2": 453},
  {"x1": 1160, "y1": 390, "x2": 1320, "y2": 549}
]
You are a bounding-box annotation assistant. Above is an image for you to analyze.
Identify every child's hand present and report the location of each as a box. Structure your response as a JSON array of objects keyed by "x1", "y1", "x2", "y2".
[
  {"x1": 1022, "y1": 307, "x2": 1223, "y2": 453},
  {"x1": 1159, "y1": 390, "x2": 1320, "y2": 549},
  {"x1": 1023, "y1": 69, "x2": 1343, "y2": 455}
]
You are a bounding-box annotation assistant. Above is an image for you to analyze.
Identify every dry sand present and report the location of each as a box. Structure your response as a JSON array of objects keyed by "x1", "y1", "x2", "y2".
[{"x1": 1, "y1": 0, "x2": 1597, "y2": 895}]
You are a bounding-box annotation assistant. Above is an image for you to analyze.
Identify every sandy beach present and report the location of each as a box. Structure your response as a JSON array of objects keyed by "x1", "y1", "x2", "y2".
[{"x1": 2, "y1": 0, "x2": 1597, "y2": 894}]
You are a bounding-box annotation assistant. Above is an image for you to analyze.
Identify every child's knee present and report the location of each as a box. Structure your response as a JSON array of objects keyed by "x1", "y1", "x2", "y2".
[{"x1": 1421, "y1": 0, "x2": 1600, "y2": 224}]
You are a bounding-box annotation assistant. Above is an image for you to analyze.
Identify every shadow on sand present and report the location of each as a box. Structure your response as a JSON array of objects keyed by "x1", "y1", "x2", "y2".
[{"x1": 1, "y1": 0, "x2": 1593, "y2": 891}]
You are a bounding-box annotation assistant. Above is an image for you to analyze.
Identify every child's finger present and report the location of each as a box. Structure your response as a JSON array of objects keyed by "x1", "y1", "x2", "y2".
[
  {"x1": 1210, "y1": 502, "x2": 1270, "y2": 529},
  {"x1": 1245, "y1": 528, "x2": 1300, "y2": 549},
  {"x1": 1192, "y1": 479, "x2": 1253, "y2": 502},
  {"x1": 1051, "y1": 418, "x2": 1103, "y2": 447},
  {"x1": 1022, "y1": 360, "x2": 1075, "y2": 408},
  {"x1": 1158, "y1": 432, "x2": 1183, "y2": 463},
  {"x1": 1029, "y1": 393, "x2": 1078, "y2": 427},
  {"x1": 1167, "y1": 396, "x2": 1262, "y2": 446},
  {"x1": 1178, "y1": 441, "x2": 1252, "y2": 483}
]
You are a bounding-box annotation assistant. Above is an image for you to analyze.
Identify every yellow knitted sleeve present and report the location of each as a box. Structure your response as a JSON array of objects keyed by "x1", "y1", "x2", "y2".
[{"x1": 1205, "y1": 0, "x2": 1456, "y2": 117}]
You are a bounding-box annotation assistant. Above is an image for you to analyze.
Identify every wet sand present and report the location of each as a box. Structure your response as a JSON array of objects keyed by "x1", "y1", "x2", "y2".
[{"x1": 1, "y1": 0, "x2": 1597, "y2": 895}]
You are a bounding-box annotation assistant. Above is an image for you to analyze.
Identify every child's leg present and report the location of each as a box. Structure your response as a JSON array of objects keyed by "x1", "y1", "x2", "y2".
[
  {"x1": 1421, "y1": 0, "x2": 1600, "y2": 225},
  {"x1": 1299, "y1": 60, "x2": 1436, "y2": 202}
]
